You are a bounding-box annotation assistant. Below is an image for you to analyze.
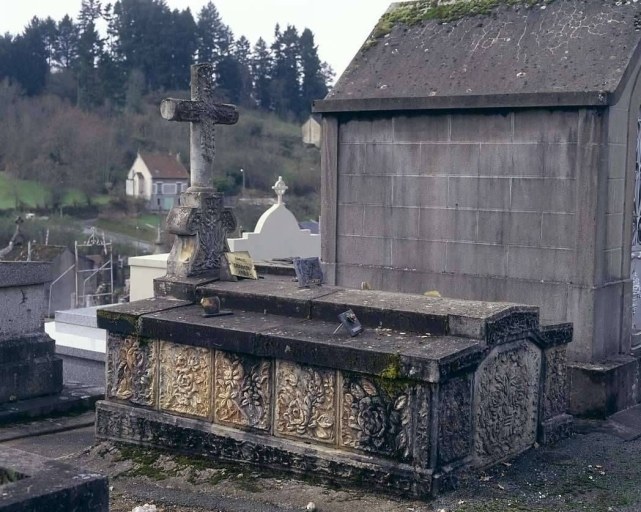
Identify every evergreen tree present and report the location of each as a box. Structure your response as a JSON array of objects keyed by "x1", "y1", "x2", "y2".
[
  {"x1": 216, "y1": 36, "x2": 252, "y2": 106},
  {"x1": 271, "y1": 24, "x2": 300, "y2": 119},
  {"x1": 12, "y1": 18, "x2": 50, "y2": 96},
  {"x1": 196, "y1": 2, "x2": 233, "y2": 66},
  {"x1": 299, "y1": 28, "x2": 328, "y2": 115},
  {"x1": 168, "y1": 8, "x2": 197, "y2": 89},
  {"x1": 76, "y1": 0, "x2": 105, "y2": 108},
  {"x1": 251, "y1": 37, "x2": 272, "y2": 111},
  {"x1": 52, "y1": 15, "x2": 79, "y2": 70}
]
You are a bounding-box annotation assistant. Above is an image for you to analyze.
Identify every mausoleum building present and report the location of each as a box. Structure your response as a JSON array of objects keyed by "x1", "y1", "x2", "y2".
[{"x1": 314, "y1": 0, "x2": 641, "y2": 416}]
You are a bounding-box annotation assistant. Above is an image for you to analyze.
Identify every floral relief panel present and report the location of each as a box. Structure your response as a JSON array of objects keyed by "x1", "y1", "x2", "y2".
[
  {"x1": 214, "y1": 351, "x2": 272, "y2": 431},
  {"x1": 474, "y1": 341, "x2": 541, "y2": 465},
  {"x1": 275, "y1": 360, "x2": 336, "y2": 443},
  {"x1": 107, "y1": 334, "x2": 157, "y2": 407},
  {"x1": 159, "y1": 341, "x2": 212, "y2": 418},
  {"x1": 341, "y1": 373, "x2": 412, "y2": 462}
]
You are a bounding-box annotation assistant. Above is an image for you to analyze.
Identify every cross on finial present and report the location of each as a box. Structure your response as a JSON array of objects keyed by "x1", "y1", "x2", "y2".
[
  {"x1": 273, "y1": 176, "x2": 288, "y2": 205},
  {"x1": 160, "y1": 64, "x2": 239, "y2": 189}
]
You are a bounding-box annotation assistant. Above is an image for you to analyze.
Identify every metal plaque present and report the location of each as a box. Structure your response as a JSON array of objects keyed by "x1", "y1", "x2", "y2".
[{"x1": 293, "y1": 257, "x2": 323, "y2": 287}]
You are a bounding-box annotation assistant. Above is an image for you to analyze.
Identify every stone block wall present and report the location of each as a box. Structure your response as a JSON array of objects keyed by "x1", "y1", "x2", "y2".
[{"x1": 324, "y1": 108, "x2": 622, "y2": 361}]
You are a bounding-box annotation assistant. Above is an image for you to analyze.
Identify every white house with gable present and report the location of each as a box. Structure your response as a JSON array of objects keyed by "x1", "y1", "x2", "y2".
[{"x1": 125, "y1": 151, "x2": 189, "y2": 211}]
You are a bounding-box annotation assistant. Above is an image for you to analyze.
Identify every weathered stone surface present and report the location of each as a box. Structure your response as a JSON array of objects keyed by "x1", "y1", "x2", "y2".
[
  {"x1": 414, "y1": 384, "x2": 432, "y2": 469},
  {"x1": 474, "y1": 342, "x2": 541, "y2": 465},
  {"x1": 568, "y1": 357, "x2": 639, "y2": 418},
  {"x1": 214, "y1": 351, "x2": 271, "y2": 430},
  {"x1": 97, "y1": 278, "x2": 573, "y2": 494},
  {"x1": 0, "y1": 261, "x2": 50, "y2": 289},
  {"x1": 0, "y1": 356, "x2": 62, "y2": 403},
  {"x1": 543, "y1": 346, "x2": 568, "y2": 420},
  {"x1": 159, "y1": 341, "x2": 211, "y2": 418},
  {"x1": 96, "y1": 400, "x2": 434, "y2": 497},
  {"x1": 538, "y1": 414, "x2": 574, "y2": 445},
  {"x1": 438, "y1": 375, "x2": 472, "y2": 465},
  {"x1": 0, "y1": 447, "x2": 108, "y2": 512},
  {"x1": 106, "y1": 335, "x2": 156, "y2": 407},
  {"x1": 484, "y1": 309, "x2": 539, "y2": 346},
  {"x1": 97, "y1": 298, "x2": 190, "y2": 335},
  {"x1": 0, "y1": 285, "x2": 47, "y2": 339},
  {"x1": 275, "y1": 361, "x2": 336, "y2": 444},
  {"x1": 341, "y1": 372, "x2": 412, "y2": 461},
  {"x1": 165, "y1": 190, "x2": 236, "y2": 278}
]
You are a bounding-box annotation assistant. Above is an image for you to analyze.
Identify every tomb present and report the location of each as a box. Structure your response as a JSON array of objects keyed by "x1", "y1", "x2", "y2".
[
  {"x1": 95, "y1": 62, "x2": 572, "y2": 497},
  {"x1": 314, "y1": 0, "x2": 641, "y2": 416},
  {"x1": 0, "y1": 262, "x2": 62, "y2": 407}
]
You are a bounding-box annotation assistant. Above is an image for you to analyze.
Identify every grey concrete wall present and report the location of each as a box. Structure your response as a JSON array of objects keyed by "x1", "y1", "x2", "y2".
[{"x1": 324, "y1": 108, "x2": 618, "y2": 362}]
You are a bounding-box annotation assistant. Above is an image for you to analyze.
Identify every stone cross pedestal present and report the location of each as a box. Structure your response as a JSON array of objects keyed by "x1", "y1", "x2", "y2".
[{"x1": 161, "y1": 63, "x2": 239, "y2": 278}]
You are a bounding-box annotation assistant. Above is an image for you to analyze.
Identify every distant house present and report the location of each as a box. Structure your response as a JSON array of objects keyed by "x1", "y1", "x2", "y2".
[
  {"x1": 125, "y1": 152, "x2": 189, "y2": 211},
  {"x1": 301, "y1": 114, "x2": 321, "y2": 147}
]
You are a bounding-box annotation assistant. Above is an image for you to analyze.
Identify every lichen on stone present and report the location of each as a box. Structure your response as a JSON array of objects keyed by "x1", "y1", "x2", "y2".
[{"x1": 364, "y1": 0, "x2": 554, "y2": 47}]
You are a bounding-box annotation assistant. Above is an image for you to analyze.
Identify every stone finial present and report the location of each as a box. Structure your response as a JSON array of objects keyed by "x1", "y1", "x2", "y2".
[{"x1": 272, "y1": 176, "x2": 288, "y2": 205}]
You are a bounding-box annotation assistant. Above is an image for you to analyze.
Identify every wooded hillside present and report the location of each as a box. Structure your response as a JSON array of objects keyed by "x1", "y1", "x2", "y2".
[{"x1": 0, "y1": 0, "x2": 325, "y2": 216}]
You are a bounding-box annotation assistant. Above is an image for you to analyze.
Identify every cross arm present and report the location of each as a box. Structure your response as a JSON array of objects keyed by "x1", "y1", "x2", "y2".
[
  {"x1": 160, "y1": 98, "x2": 201, "y2": 122},
  {"x1": 160, "y1": 99, "x2": 239, "y2": 125}
]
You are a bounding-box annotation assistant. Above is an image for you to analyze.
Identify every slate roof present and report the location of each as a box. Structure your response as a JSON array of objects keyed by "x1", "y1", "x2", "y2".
[
  {"x1": 316, "y1": 0, "x2": 641, "y2": 112},
  {"x1": 3, "y1": 244, "x2": 68, "y2": 262},
  {"x1": 139, "y1": 152, "x2": 189, "y2": 180}
]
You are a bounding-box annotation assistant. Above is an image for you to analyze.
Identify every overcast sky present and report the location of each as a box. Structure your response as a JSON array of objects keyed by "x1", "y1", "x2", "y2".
[{"x1": 0, "y1": 0, "x2": 402, "y2": 79}]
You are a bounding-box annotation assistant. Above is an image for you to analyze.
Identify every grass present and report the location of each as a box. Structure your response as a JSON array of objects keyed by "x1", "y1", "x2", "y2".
[
  {"x1": 0, "y1": 172, "x2": 109, "y2": 210},
  {"x1": 0, "y1": 173, "x2": 50, "y2": 209},
  {"x1": 95, "y1": 217, "x2": 158, "y2": 243}
]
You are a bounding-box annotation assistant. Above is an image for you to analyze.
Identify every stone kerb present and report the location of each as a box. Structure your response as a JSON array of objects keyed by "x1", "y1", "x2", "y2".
[
  {"x1": 96, "y1": 283, "x2": 572, "y2": 496},
  {"x1": 0, "y1": 447, "x2": 108, "y2": 511}
]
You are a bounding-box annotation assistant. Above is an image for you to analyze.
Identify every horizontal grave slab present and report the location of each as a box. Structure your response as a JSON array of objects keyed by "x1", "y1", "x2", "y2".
[
  {"x1": 0, "y1": 447, "x2": 108, "y2": 512},
  {"x1": 96, "y1": 280, "x2": 572, "y2": 497}
]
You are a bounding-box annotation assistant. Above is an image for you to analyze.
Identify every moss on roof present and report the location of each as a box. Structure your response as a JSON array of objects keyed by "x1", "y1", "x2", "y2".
[{"x1": 368, "y1": 0, "x2": 553, "y2": 43}]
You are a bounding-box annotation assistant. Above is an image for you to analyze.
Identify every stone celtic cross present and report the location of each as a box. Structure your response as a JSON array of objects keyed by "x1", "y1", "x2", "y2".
[
  {"x1": 161, "y1": 63, "x2": 239, "y2": 189},
  {"x1": 160, "y1": 63, "x2": 238, "y2": 278}
]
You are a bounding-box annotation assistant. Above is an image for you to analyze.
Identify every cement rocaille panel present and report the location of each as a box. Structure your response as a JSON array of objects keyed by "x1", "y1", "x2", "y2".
[
  {"x1": 474, "y1": 341, "x2": 541, "y2": 465},
  {"x1": 340, "y1": 372, "x2": 413, "y2": 462},
  {"x1": 159, "y1": 341, "x2": 212, "y2": 418},
  {"x1": 543, "y1": 346, "x2": 568, "y2": 421},
  {"x1": 106, "y1": 334, "x2": 157, "y2": 407},
  {"x1": 275, "y1": 360, "x2": 337, "y2": 444},
  {"x1": 214, "y1": 350, "x2": 272, "y2": 431},
  {"x1": 438, "y1": 374, "x2": 472, "y2": 464}
]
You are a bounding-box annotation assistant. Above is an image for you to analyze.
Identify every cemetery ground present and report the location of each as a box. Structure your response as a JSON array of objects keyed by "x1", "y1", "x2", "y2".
[{"x1": 2, "y1": 409, "x2": 641, "y2": 512}]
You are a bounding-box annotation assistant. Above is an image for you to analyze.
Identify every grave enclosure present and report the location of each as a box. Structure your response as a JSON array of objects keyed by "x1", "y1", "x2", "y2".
[
  {"x1": 315, "y1": 0, "x2": 641, "y2": 416},
  {"x1": 95, "y1": 60, "x2": 572, "y2": 497}
]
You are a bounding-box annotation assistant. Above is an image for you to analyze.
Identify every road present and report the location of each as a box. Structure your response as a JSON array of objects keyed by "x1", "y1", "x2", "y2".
[{"x1": 81, "y1": 221, "x2": 156, "y2": 254}]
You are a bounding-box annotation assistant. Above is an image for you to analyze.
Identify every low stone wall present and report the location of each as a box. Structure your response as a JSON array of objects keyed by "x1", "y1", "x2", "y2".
[{"x1": 96, "y1": 281, "x2": 572, "y2": 497}]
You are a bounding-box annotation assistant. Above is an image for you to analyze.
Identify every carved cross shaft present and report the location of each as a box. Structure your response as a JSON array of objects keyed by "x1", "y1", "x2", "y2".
[{"x1": 160, "y1": 63, "x2": 239, "y2": 189}]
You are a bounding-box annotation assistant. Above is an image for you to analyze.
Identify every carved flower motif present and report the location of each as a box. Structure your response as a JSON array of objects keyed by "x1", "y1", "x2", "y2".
[
  {"x1": 159, "y1": 343, "x2": 211, "y2": 417},
  {"x1": 283, "y1": 397, "x2": 311, "y2": 435},
  {"x1": 215, "y1": 353, "x2": 271, "y2": 429},
  {"x1": 276, "y1": 362, "x2": 335, "y2": 442},
  {"x1": 353, "y1": 396, "x2": 387, "y2": 446},
  {"x1": 342, "y1": 376, "x2": 410, "y2": 459}
]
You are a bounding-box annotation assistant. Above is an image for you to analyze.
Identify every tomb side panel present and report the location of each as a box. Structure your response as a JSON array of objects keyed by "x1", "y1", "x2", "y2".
[{"x1": 106, "y1": 334, "x2": 157, "y2": 408}]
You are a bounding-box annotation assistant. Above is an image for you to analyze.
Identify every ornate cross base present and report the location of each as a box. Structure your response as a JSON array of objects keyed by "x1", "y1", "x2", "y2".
[{"x1": 165, "y1": 189, "x2": 237, "y2": 279}]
